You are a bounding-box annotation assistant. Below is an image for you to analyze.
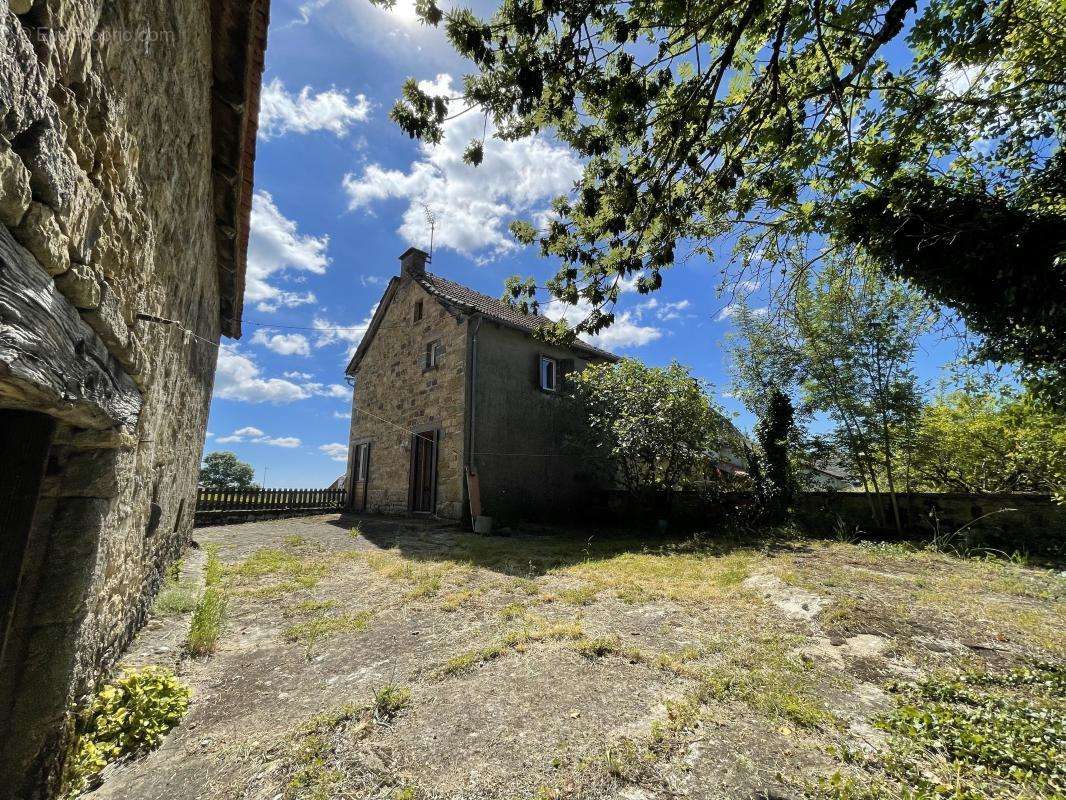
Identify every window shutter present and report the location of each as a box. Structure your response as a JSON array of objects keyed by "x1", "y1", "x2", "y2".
[
  {"x1": 559, "y1": 358, "x2": 575, "y2": 386},
  {"x1": 534, "y1": 353, "x2": 542, "y2": 389}
]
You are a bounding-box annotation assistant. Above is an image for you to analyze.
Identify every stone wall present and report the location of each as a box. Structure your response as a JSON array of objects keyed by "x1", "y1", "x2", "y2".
[
  {"x1": 0, "y1": 2, "x2": 225, "y2": 796},
  {"x1": 796, "y1": 491, "x2": 1066, "y2": 556},
  {"x1": 348, "y1": 275, "x2": 468, "y2": 519}
]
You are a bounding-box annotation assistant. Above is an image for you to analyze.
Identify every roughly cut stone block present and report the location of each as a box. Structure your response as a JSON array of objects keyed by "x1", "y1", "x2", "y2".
[
  {"x1": 0, "y1": 142, "x2": 31, "y2": 226},
  {"x1": 0, "y1": 13, "x2": 49, "y2": 140},
  {"x1": 12, "y1": 201, "x2": 69, "y2": 276},
  {"x1": 55, "y1": 450, "x2": 121, "y2": 499},
  {"x1": 53, "y1": 262, "x2": 101, "y2": 309},
  {"x1": 81, "y1": 278, "x2": 130, "y2": 355}
]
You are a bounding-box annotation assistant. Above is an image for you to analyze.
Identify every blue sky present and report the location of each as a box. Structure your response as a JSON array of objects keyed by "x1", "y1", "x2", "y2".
[{"x1": 204, "y1": 0, "x2": 961, "y2": 487}]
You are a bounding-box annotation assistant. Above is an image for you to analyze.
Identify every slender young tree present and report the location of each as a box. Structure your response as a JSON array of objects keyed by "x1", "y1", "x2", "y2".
[{"x1": 730, "y1": 257, "x2": 931, "y2": 533}]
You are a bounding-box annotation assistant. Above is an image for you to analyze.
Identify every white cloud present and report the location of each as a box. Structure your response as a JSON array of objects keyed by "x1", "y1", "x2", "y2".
[
  {"x1": 306, "y1": 383, "x2": 351, "y2": 399},
  {"x1": 247, "y1": 191, "x2": 329, "y2": 313},
  {"x1": 214, "y1": 426, "x2": 301, "y2": 448},
  {"x1": 543, "y1": 300, "x2": 663, "y2": 349},
  {"x1": 251, "y1": 328, "x2": 312, "y2": 356},
  {"x1": 261, "y1": 436, "x2": 302, "y2": 448},
  {"x1": 215, "y1": 345, "x2": 311, "y2": 404},
  {"x1": 343, "y1": 74, "x2": 581, "y2": 260},
  {"x1": 319, "y1": 443, "x2": 349, "y2": 462},
  {"x1": 312, "y1": 305, "x2": 377, "y2": 359},
  {"x1": 639, "y1": 298, "x2": 692, "y2": 322},
  {"x1": 333, "y1": 410, "x2": 352, "y2": 420},
  {"x1": 284, "y1": 370, "x2": 314, "y2": 380},
  {"x1": 259, "y1": 78, "x2": 371, "y2": 139},
  {"x1": 360, "y1": 275, "x2": 387, "y2": 287}
]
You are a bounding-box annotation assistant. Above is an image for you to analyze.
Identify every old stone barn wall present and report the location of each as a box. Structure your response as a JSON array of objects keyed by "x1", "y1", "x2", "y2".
[
  {"x1": 347, "y1": 258, "x2": 469, "y2": 519},
  {"x1": 0, "y1": 2, "x2": 267, "y2": 797}
]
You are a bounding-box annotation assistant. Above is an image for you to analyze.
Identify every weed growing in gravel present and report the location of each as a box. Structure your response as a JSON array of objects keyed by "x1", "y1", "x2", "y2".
[
  {"x1": 574, "y1": 636, "x2": 622, "y2": 659},
  {"x1": 284, "y1": 611, "x2": 371, "y2": 657},
  {"x1": 440, "y1": 590, "x2": 475, "y2": 612},
  {"x1": 439, "y1": 645, "x2": 508, "y2": 677},
  {"x1": 373, "y1": 685, "x2": 411, "y2": 721},
  {"x1": 203, "y1": 545, "x2": 224, "y2": 586},
  {"x1": 153, "y1": 564, "x2": 197, "y2": 615},
  {"x1": 187, "y1": 586, "x2": 226, "y2": 656}
]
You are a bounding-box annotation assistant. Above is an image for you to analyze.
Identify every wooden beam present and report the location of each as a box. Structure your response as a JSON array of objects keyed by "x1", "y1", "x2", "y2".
[{"x1": 0, "y1": 225, "x2": 141, "y2": 429}]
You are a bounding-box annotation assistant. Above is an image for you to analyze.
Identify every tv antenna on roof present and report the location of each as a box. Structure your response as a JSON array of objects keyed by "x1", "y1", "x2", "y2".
[{"x1": 420, "y1": 201, "x2": 437, "y2": 261}]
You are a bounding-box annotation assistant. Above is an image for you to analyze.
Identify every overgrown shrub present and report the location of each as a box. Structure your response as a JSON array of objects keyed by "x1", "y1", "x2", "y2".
[{"x1": 64, "y1": 666, "x2": 190, "y2": 796}]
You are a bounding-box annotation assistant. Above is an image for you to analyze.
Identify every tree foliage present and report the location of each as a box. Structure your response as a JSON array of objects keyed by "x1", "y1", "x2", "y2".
[
  {"x1": 909, "y1": 389, "x2": 1066, "y2": 499},
  {"x1": 730, "y1": 258, "x2": 931, "y2": 531},
  {"x1": 568, "y1": 359, "x2": 727, "y2": 498},
  {"x1": 839, "y1": 161, "x2": 1066, "y2": 403},
  {"x1": 198, "y1": 451, "x2": 256, "y2": 490},
  {"x1": 376, "y1": 0, "x2": 1065, "y2": 360}
]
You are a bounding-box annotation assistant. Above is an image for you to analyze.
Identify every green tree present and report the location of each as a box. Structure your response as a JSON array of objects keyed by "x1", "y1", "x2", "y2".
[
  {"x1": 374, "y1": 0, "x2": 1064, "y2": 377},
  {"x1": 568, "y1": 359, "x2": 726, "y2": 502},
  {"x1": 730, "y1": 259, "x2": 930, "y2": 532},
  {"x1": 198, "y1": 451, "x2": 256, "y2": 490},
  {"x1": 910, "y1": 390, "x2": 1066, "y2": 499}
]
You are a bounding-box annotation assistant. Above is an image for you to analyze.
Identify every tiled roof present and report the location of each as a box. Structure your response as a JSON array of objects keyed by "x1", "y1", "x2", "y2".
[{"x1": 416, "y1": 272, "x2": 619, "y2": 361}]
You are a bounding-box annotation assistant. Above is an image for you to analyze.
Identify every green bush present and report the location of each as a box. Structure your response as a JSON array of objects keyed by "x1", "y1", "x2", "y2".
[{"x1": 65, "y1": 666, "x2": 190, "y2": 796}]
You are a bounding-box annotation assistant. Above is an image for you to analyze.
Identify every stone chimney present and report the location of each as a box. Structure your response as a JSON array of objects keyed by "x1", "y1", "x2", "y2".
[{"x1": 399, "y1": 247, "x2": 428, "y2": 277}]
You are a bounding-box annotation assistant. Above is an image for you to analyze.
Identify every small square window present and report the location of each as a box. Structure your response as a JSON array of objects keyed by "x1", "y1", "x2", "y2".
[
  {"x1": 425, "y1": 339, "x2": 444, "y2": 369},
  {"x1": 414, "y1": 300, "x2": 423, "y2": 322},
  {"x1": 539, "y1": 356, "x2": 557, "y2": 392}
]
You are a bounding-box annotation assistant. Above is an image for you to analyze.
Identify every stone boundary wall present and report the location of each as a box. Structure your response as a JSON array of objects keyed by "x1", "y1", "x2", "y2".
[
  {"x1": 593, "y1": 490, "x2": 1065, "y2": 556},
  {"x1": 795, "y1": 491, "x2": 1066, "y2": 556}
]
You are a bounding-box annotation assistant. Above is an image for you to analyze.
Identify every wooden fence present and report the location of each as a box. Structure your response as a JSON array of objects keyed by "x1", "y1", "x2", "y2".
[{"x1": 195, "y1": 487, "x2": 347, "y2": 525}]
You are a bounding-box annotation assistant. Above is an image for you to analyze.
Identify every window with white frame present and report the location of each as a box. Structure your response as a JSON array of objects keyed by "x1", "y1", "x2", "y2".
[
  {"x1": 425, "y1": 339, "x2": 444, "y2": 369},
  {"x1": 539, "y1": 355, "x2": 557, "y2": 392}
]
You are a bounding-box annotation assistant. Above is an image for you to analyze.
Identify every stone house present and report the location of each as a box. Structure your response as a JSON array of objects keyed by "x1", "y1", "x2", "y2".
[
  {"x1": 0, "y1": 2, "x2": 268, "y2": 796},
  {"x1": 344, "y1": 248, "x2": 619, "y2": 523}
]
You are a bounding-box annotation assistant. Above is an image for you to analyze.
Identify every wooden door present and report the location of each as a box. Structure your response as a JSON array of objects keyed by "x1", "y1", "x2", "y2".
[
  {"x1": 350, "y1": 442, "x2": 370, "y2": 512},
  {"x1": 410, "y1": 430, "x2": 438, "y2": 514}
]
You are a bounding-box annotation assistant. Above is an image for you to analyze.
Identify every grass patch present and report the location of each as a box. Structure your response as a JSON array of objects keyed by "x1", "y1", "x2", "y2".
[
  {"x1": 284, "y1": 611, "x2": 371, "y2": 657},
  {"x1": 284, "y1": 686, "x2": 411, "y2": 799},
  {"x1": 348, "y1": 525, "x2": 362, "y2": 539},
  {"x1": 153, "y1": 560, "x2": 197, "y2": 616},
  {"x1": 203, "y1": 545, "x2": 224, "y2": 587},
  {"x1": 227, "y1": 546, "x2": 332, "y2": 596},
  {"x1": 373, "y1": 685, "x2": 411, "y2": 721},
  {"x1": 284, "y1": 535, "x2": 308, "y2": 548},
  {"x1": 186, "y1": 586, "x2": 227, "y2": 656},
  {"x1": 574, "y1": 635, "x2": 621, "y2": 659},
  {"x1": 440, "y1": 590, "x2": 475, "y2": 612},
  {"x1": 556, "y1": 585, "x2": 599, "y2": 606},
  {"x1": 502, "y1": 616, "x2": 585, "y2": 650},
  {"x1": 406, "y1": 574, "x2": 441, "y2": 600},
  {"x1": 500, "y1": 602, "x2": 526, "y2": 620},
  {"x1": 557, "y1": 547, "x2": 755, "y2": 603},
  {"x1": 696, "y1": 633, "x2": 829, "y2": 728},
  {"x1": 439, "y1": 645, "x2": 508, "y2": 677}
]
